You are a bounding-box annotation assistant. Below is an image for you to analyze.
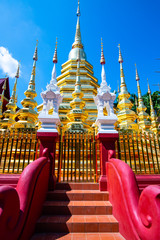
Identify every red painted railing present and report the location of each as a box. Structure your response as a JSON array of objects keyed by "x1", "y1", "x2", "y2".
[
  {"x1": 0, "y1": 148, "x2": 51, "y2": 240},
  {"x1": 106, "y1": 150, "x2": 160, "y2": 240}
]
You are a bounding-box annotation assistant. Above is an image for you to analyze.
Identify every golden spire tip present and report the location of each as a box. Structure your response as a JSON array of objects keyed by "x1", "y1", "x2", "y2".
[
  {"x1": 135, "y1": 64, "x2": 140, "y2": 81},
  {"x1": 77, "y1": 0, "x2": 80, "y2": 16},
  {"x1": 118, "y1": 44, "x2": 123, "y2": 63},
  {"x1": 2, "y1": 79, "x2": 6, "y2": 90},
  {"x1": 101, "y1": 38, "x2": 103, "y2": 51},
  {"x1": 55, "y1": 37, "x2": 58, "y2": 49}
]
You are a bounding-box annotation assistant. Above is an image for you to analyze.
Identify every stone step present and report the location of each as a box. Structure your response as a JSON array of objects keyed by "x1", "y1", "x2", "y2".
[
  {"x1": 36, "y1": 215, "x2": 119, "y2": 233},
  {"x1": 43, "y1": 200, "x2": 112, "y2": 215},
  {"x1": 31, "y1": 232, "x2": 125, "y2": 240},
  {"x1": 0, "y1": 174, "x2": 20, "y2": 187},
  {"x1": 0, "y1": 183, "x2": 17, "y2": 188},
  {"x1": 47, "y1": 190, "x2": 109, "y2": 201},
  {"x1": 55, "y1": 182, "x2": 99, "y2": 190}
]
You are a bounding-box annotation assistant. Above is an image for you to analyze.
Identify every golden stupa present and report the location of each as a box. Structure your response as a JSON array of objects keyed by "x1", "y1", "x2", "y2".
[
  {"x1": 37, "y1": 1, "x2": 99, "y2": 127},
  {"x1": 14, "y1": 42, "x2": 38, "y2": 129},
  {"x1": 117, "y1": 45, "x2": 138, "y2": 130},
  {"x1": 0, "y1": 64, "x2": 19, "y2": 129},
  {"x1": 135, "y1": 65, "x2": 150, "y2": 131}
]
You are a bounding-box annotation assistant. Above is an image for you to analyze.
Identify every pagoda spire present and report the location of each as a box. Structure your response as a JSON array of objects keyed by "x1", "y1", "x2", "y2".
[
  {"x1": 66, "y1": 48, "x2": 89, "y2": 131},
  {"x1": 68, "y1": 0, "x2": 86, "y2": 60},
  {"x1": 51, "y1": 38, "x2": 58, "y2": 86},
  {"x1": 0, "y1": 63, "x2": 20, "y2": 129},
  {"x1": 100, "y1": 38, "x2": 105, "y2": 65},
  {"x1": 73, "y1": 0, "x2": 82, "y2": 47},
  {"x1": 0, "y1": 79, "x2": 7, "y2": 119},
  {"x1": 42, "y1": 38, "x2": 62, "y2": 114},
  {"x1": 97, "y1": 38, "x2": 110, "y2": 96},
  {"x1": 38, "y1": 39, "x2": 63, "y2": 131},
  {"x1": 117, "y1": 45, "x2": 137, "y2": 130},
  {"x1": 15, "y1": 41, "x2": 38, "y2": 129},
  {"x1": 147, "y1": 79, "x2": 158, "y2": 132},
  {"x1": 118, "y1": 44, "x2": 129, "y2": 97},
  {"x1": 135, "y1": 64, "x2": 150, "y2": 130},
  {"x1": 100, "y1": 38, "x2": 107, "y2": 88},
  {"x1": 53, "y1": 37, "x2": 58, "y2": 64}
]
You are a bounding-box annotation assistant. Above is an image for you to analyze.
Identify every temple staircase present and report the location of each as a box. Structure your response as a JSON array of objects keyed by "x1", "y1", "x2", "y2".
[
  {"x1": 31, "y1": 183, "x2": 125, "y2": 240},
  {"x1": 0, "y1": 174, "x2": 20, "y2": 188}
]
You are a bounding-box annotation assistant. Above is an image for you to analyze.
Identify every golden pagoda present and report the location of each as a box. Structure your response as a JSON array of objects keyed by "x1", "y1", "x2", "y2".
[
  {"x1": 0, "y1": 79, "x2": 6, "y2": 119},
  {"x1": 14, "y1": 42, "x2": 38, "y2": 129},
  {"x1": 0, "y1": 65, "x2": 19, "y2": 129},
  {"x1": 37, "y1": 1, "x2": 100, "y2": 127},
  {"x1": 147, "y1": 80, "x2": 158, "y2": 132},
  {"x1": 135, "y1": 65, "x2": 150, "y2": 130},
  {"x1": 66, "y1": 48, "x2": 89, "y2": 132},
  {"x1": 117, "y1": 45, "x2": 138, "y2": 130}
]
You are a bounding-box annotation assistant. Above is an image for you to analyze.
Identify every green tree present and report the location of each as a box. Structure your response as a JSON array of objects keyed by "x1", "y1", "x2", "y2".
[{"x1": 142, "y1": 91, "x2": 160, "y2": 116}]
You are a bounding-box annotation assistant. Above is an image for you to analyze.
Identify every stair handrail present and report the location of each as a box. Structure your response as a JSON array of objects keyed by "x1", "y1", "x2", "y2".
[
  {"x1": 0, "y1": 148, "x2": 50, "y2": 240},
  {"x1": 106, "y1": 150, "x2": 160, "y2": 240}
]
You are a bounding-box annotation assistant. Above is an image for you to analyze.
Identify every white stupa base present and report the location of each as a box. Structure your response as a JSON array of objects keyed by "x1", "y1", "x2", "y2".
[
  {"x1": 95, "y1": 115, "x2": 118, "y2": 134},
  {"x1": 38, "y1": 112, "x2": 60, "y2": 133}
]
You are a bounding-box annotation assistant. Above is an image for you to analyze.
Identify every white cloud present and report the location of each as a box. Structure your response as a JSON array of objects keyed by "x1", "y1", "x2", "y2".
[{"x1": 0, "y1": 47, "x2": 19, "y2": 78}]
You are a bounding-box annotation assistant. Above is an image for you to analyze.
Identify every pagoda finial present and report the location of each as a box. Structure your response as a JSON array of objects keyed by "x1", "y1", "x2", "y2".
[
  {"x1": 135, "y1": 64, "x2": 140, "y2": 81},
  {"x1": 69, "y1": 0, "x2": 86, "y2": 60},
  {"x1": 118, "y1": 45, "x2": 127, "y2": 92},
  {"x1": 53, "y1": 37, "x2": 58, "y2": 63},
  {"x1": 135, "y1": 64, "x2": 142, "y2": 101},
  {"x1": 77, "y1": 0, "x2": 80, "y2": 16},
  {"x1": 0, "y1": 80, "x2": 6, "y2": 118},
  {"x1": 11, "y1": 62, "x2": 20, "y2": 101},
  {"x1": 147, "y1": 78, "x2": 151, "y2": 94},
  {"x1": 33, "y1": 40, "x2": 38, "y2": 61},
  {"x1": 29, "y1": 41, "x2": 38, "y2": 88},
  {"x1": 73, "y1": 0, "x2": 82, "y2": 47},
  {"x1": 118, "y1": 44, "x2": 123, "y2": 63},
  {"x1": 147, "y1": 79, "x2": 158, "y2": 132},
  {"x1": 15, "y1": 61, "x2": 20, "y2": 79},
  {"x1": 100, "y1": 38, "x2": 105, "y2": 65},
  {"x1": 51, "y1": 38, "x2": 58, "y2": 85},
  {"x1": 2, "y1": 79, "x2": 6, "y2": 91},
  {"x1": 100, "y1": 40, "x2": 107, "y2": 87}
]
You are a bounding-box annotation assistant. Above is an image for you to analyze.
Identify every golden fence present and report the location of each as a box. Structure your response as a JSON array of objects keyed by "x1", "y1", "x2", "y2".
[
  {"x1": 0, "y1": 129, "x2": 40, "y2": 174},
  {"x1": 0, "y1": 127, "x2": 159, "y2": 177},
  {"x1": 117, "y1": 130, "x2": 160, "y2": 174},
  {"x1": 54, "y1": 130, "x2": 101, "y2": 182}
]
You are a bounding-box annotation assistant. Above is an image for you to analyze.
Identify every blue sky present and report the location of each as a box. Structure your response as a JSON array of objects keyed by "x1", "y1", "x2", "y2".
[{"x1": 0, "y1": 0, "x2": 160, "y2": 107}]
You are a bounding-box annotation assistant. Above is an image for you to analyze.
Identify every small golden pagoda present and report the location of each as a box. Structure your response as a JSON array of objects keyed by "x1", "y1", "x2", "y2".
[
  {"x1": 117, "y1": 45, "x2": 138, "y2": 130},
  {"x1": 148, "y1": 80, "x2": 158, "y2": 132},
  {"x1": 0, "y1": 65, "x2": 19, "y2": 129},
  {"x1": 14, "y1": 42, "x2": 38, "y2": 129},
  {"x1": 0, "y1": 79, "x2": 6, "y2": 119},
  {"x1": 66, "y1": 48, "x2": 89, "y2": 132},
  {"x1": 37, "y1": 1, "x2": 100, "y2": 127},
  {"x1": 135, "y1": 65, "x2": 150, "y2": 130}
]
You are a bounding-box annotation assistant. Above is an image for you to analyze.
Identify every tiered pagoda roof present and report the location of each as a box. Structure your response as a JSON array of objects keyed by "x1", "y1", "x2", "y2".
[{"x1": 42, "y1": 1, "x2": 100, "y2": 127}]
